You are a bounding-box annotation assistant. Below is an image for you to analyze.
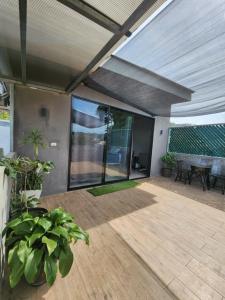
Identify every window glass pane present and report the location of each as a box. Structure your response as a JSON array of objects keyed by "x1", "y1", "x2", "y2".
[
  {"x1": 70, "y1": 98, "x2": 107, "y2": 187},
  {"x1": 105, "y1": 108, "x2": 133, "y2": 182}
]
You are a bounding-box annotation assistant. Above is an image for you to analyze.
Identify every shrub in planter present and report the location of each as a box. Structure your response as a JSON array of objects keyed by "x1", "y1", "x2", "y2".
[
  {"x1": 161, "y1": 152, "x2": 176, "y2": 177},
  {"x1": 0, "y1": 156, "x2": 54, "y2": 200},
  {"x1": 3, "y1": 207, "x2": 89, "y2": 288},
  {"x1": 19, "y1": 159, "x2": 54, "y2": 199}
]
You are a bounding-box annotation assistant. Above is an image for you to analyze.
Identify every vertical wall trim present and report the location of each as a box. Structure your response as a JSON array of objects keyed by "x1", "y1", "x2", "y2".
[{"x1": 10, "y1": 84, "x2": 14, "y2": 152}]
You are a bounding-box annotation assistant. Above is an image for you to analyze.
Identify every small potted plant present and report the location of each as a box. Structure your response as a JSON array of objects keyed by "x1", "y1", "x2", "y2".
[
  {"x1": 161, "y1": 152, "x2": 176, "y2": 177},
  {"x1": 19, "y1": 158, "x2": 54, "y2": 199},
  {"x1": 21, "y1": 129, "x2": 54, "y2": 199},
  {"x1": 3, "y1": 207, "x2": 89, "y2": 288},
  {"x1": 22, "y1": 129, "x2": 46, "y2": 161}
]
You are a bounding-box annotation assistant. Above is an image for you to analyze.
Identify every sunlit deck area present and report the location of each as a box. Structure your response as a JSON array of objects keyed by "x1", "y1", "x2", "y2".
[{"x1": 5, "y1": 177, "x2": 225, "y2": 300}]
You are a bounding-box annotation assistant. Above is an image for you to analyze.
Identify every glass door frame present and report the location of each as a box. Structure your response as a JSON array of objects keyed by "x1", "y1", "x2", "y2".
[{"x1": 67, "y1": 95, "x2": 155, "y2": 191}]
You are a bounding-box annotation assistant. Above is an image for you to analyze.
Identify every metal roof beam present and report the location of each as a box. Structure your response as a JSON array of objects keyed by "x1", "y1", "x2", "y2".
[
  {"x1": 57, "y1": 0, "x2": 131, "y2": 37},
  {"x1": 66, "y1": 0, "x2": 158, "y2": 93},
  {"x1": 19, "y1": 0, "x2": 27, "y2": 83}
]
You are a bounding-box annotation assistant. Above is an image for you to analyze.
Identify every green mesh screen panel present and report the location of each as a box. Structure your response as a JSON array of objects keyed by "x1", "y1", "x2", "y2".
[{"x1": 168, "y1": 124, "x2": 225, "y2": 158}]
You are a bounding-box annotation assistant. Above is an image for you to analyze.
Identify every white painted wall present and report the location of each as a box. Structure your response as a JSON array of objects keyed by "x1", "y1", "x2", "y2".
[
  {"x1": 150, "y1": 117, "x2": 170, "y2": 176},
  {"x1": 0, "y1": 166, "x2": 11, "y2": 281}
]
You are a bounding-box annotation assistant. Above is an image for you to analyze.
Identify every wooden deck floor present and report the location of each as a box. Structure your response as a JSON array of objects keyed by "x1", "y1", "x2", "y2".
[{"x1": 5, "y1": 178, "x2": 225, "y2": 300}]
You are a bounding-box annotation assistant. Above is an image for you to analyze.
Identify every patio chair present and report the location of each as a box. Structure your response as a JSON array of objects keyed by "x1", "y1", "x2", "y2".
[
  {"x1": 210, "y1": 161, "x2": 225, "y2": 194},
  {"x1": 174, "y1": 160, "x2": 190, "y2": 184}
]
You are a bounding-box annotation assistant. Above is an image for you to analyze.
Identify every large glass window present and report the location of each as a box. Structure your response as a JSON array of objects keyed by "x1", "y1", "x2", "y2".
[{"x1": 69, "y1": 98, "x2": 107, "y2": 188}]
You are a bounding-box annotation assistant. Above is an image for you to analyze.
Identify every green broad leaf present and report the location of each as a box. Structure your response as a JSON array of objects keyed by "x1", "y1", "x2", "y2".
[
  {"x1": 33, "y1": 217, "x2": 40, "y2": 224},
  {"x1": 6, "y1": 217, "x2": 23, "y2": 229},
  {"x1": 44, "y1": 254, "x2": 57, "y2": 286},
  {"x1": 8, "y1": 244, "x2": 19, "y2": 264},
  {"x1": 64, "y1": 222, "x2": 79, "y2": 231},
  {"x1": 42, "y1": 236, "x2": 57, "y2": 256},
  {"x1": 9, "y1": 251, "x2": 24, "y2": 288},
  {"x1": 24, "y1": 248, "x2": 44, "y2": 284},
  {"x1": 17, "y1": 240, "x2": 32, "y2": 264},
  {"x1": 49, "y1": 226, "x2": 69, "y2": 240},
  {"x1": 2, "y1": 225, "x2": 8, "y2": 237},
  {"x1": 59, "y1": 245, "x2": 73, "y2": 277},
  {"x1": 38, "y1": 218, "x2": 52, "y2": 231},
  {"x1": 49, "y1": 208, "x2": 73, "y2": 224},
  {"x1": 71, "y1": 231, "x2": 89, "y2": 245},
  {"x1": 28, "y1": 227, "x2": 45, "y2": 247},
  {"x1": 13, "y1": 221, "x2": 34, "y2": 235},
  {"x1": 5, "y1": 236, "x2": 21, "y2": 248}
]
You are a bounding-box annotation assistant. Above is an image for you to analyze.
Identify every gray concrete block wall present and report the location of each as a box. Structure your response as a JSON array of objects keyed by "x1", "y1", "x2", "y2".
[{"x1": 14, "y1": 85, "x2": 71, "y2": 196}]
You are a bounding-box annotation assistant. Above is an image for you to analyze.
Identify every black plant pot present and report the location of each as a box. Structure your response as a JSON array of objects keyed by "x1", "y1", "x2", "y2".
[
  {"x1": 161, "y1": 167, "x2": 173, "y2": 177},
  {"x1": 10, "y1": 207, "x2": 48, "y2": 219}
]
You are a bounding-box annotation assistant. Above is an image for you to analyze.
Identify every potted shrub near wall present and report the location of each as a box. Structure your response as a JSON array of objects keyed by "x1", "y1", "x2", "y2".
[{"x1": 161, "y1": 152, "x2": 176, "y2": 177}]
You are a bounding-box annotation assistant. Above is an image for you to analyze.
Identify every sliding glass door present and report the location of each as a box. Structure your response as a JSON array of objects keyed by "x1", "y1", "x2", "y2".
[
  {"x1": 69, "y1": 98, "x2": 107, "y2": 188},
  {"x1": 69, "y1": 97, "x2": 153, "y2": 189},
  {"x1": 105, "y1": 108, "x2": 133, "y2": 182}
]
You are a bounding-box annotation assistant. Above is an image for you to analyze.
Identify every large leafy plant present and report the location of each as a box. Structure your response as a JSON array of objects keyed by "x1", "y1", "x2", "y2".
[
  {"x1": 3, "y1": 208, "x2": 89, "y2": 288},
  {"x1": 161, "y1": 152, "x2": 176, "y2": 168}
]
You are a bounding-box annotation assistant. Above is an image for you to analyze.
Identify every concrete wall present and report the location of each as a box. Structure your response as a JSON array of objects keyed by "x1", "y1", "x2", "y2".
[
  {"x1": 150, "y1": 117, "x2": 170, "y2": 176},
  {"x1": 14, "y1": 85, "x2": 71, "y2": 196}
]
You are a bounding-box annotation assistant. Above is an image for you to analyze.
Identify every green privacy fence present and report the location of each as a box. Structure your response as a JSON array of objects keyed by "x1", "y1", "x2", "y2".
[{"x1": 168, "y1": 124, "x2": 225, "y2": 158}]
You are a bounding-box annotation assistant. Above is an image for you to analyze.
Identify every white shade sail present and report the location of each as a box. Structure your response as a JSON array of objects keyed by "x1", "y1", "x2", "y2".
[{"x1": 116, "y1": 0, "x2": 225, "y2": 117}]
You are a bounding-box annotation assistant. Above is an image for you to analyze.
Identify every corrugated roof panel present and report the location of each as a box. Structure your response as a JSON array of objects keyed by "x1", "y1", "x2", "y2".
[
  {"x1": 0, "y1": 0, "x2": 20, "y2": 77},
  {"x1": 26, "y1": 0, "x2": 113, "y2": 72},
  {"x1": 84, "y1": 0, "x2": 143, "y2": 25},
  {"x1": 0, "y1": 0, "x2": 20, "y2": 51}
]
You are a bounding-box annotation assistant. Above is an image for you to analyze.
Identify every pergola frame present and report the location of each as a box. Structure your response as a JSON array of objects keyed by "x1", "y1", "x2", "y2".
[{"x1": 13, "y1": 0, "x2": 158, "y2": 93}]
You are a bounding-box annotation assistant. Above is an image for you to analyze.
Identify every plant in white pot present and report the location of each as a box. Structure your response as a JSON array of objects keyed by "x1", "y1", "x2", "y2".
[
  {"x1": 21, "y1": 129, "x2": 54, "y2": 198},
  {"x1": 19, "y1": 158, "x2": 54, "y2": 199}
]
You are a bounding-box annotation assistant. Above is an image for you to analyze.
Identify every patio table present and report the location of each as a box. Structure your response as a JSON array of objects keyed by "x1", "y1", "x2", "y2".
[{"x1": 189, "y1": 163, "x2": 212, "y2": 191}]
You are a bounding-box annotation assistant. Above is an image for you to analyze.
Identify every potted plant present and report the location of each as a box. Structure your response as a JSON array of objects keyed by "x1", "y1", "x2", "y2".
[
  {"x1": 0, "y1": 156, "x2": 54, "y2": 200},
  {"x1": 19, "y1": 158, "x2": 54, "y2": 199},
  {"x1": 3, "y1": 207, "x2": 89, "y2": 288},
  {"x1": 22, "y1": 129, "x2": 46, "y2": 160},
  {"x1": 161, "y1": 152, "x2": 176, "y2": 177},
  {"x1": 21, "y1": 129, "x2": 53, "y2": 198}
]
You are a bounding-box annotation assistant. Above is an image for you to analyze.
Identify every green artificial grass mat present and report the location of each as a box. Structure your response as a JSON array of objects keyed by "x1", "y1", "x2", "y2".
[{"x1": 87, "y1": 180, "x2": 139, "y2": 196}]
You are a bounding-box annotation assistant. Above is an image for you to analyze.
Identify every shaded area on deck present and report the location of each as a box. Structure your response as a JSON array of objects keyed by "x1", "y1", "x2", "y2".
[{"x1": 3, "y1": 177, "x2": 225, "y2": 300}]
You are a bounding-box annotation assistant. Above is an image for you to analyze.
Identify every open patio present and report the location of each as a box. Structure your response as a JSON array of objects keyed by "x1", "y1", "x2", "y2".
[
  {"x1": 3, "y1": 177, "x2": 225, "y2": 300},
  {"x1": 1, "y1": 0, "x2": 225, "y2": 299}
]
